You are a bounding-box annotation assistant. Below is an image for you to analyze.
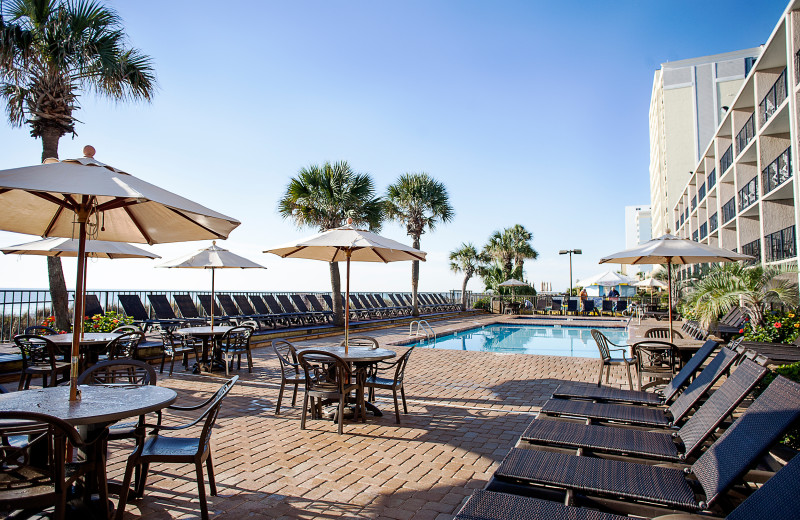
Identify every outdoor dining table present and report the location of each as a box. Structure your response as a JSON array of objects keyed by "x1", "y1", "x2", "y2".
[
  {"x1": 300, "y1": 346, "x2": 396, "y2": 417},
  {"x1": 174, "y1": 325, "x2": 233, "y2": 373},
  {"x1": 43, "y1": 332, "x2": 121, "y2": 367},
  {"x1": 629, "y1": 337, "x2": 705, "y2": 367},
  {"x1": 0, "y1": 384, "x2": 177, "y2": 519}
]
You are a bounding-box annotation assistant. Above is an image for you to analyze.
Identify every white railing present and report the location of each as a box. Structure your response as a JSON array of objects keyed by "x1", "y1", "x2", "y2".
[{"x1": 409, "y1": 319, "x2": 436, "y2": 345}]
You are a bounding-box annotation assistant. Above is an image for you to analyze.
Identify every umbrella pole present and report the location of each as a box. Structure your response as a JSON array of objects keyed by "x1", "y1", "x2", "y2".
[
  {"x1": 345, "y1": 251, "x2": 351, "y2": 355},
  {"x1": 210, "y1": 268, "x2": 215, "y2": 331},
  {"x1": 69, "y1": 205, "x2": 90, "y2": 401},
  {"x1": 667, "y1": 260, "x2": 673, "y2": 342}
]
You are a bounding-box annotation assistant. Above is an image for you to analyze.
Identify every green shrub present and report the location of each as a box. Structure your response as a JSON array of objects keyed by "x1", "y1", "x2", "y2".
[
  {"x1": 473, "y1": 298, "x2": 490, "y2": 310},
  {"x1": 756, "y1": 361, "x2": 800, "y2": 450},
  {"x1": 81, "y1": 311, "x2": 134, "y2": 333},
  {"x1": 742, "y1": 311, "x2": 800, "y2": 344}
]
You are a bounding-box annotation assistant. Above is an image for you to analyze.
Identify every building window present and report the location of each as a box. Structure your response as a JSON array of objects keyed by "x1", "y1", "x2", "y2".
[
  {"x1": 699, "y1": 222, "x2": 707, "y2": 239},
  {"x1": 762, "y1": 147, "x2": 792, "y2": 194},
  {"x1": 741, "y1": 239, "x2": 761, "y2": 265},
  {"x1": 735, "y1": 112, "x2": 755, "y2": 155},
  {"x1": 722, "y1": 197, "x2": 736, "y2": 223},
  {"x1": 709, "y1": 212, "x2": 718, "y2": 232},
  {"x1": 765, "y1": 225, "x2": 796, "y2": 262},
  {"x1": 692, "y1": 230, "x2": 698, "y2": 242},
  {"x1": 698, "y1": 182, "x2": 706, "y2": 201},
  {"x1": 759, "y1": 68, "x2": 787, "y2": 125},
  {"x1": 691, "y1": 196, "x2": 697, "y2": 211},
  {"x1": 707, "y1": 168, "x2": 716, "y2": 189},
  {"x1": 738, "y1": 176, "x2": 758, "y2": 212},
  {"x1": 720, "y1": 145, "x2": 734, "y2": 173}
]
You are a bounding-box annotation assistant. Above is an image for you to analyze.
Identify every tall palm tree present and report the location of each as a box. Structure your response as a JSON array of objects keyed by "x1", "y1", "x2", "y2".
[
  {"x1": 278, "y1": 161, "x2": 383, "y2": 326},
  {"x1": 1, "y1": 0, "x2": 156, "y2": 330},
  {"x1": 449, "y1": 242, "x2": 484, "y2": 309},
  {"x1": 506, "y1": 224, "x2": 538, "y2": 274},
  {"x1": 483, "y1": 224, "x2": 538, "y2": 280},
  {"x1": 685, "y1": 263, "x2": 798, "y2": 329},
  {"x1": 386, "y1": 173, "x2": 454, "y2": 316}
]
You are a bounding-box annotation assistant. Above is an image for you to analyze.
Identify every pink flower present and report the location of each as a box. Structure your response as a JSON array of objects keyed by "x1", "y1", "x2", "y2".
[{"x1": 774, "y1": 322, "x2": 782, "y2": 328}]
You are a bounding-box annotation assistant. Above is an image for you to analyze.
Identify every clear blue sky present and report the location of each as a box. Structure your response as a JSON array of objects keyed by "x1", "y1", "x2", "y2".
[{"x1": 0, "y1": 0, "x2": 789, "y2": 294}]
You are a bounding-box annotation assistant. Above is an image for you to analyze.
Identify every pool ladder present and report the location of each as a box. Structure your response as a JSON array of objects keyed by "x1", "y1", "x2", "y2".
[{"x1": 409, "y1": 320, "x2": 436, "y2": 345}]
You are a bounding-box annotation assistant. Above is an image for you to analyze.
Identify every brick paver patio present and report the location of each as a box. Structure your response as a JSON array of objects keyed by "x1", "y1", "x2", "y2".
[{"x1": 97, "y1": 315, "x2": 635, "y2": 519}]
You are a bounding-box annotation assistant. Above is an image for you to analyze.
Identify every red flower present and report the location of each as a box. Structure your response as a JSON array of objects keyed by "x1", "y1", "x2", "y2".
[
  {"x1": 774, "y1": 322, "x2": 782, "y2": 328},
  {"x1": 739, "y1": 329, "x2": 744, "y2": 334}
]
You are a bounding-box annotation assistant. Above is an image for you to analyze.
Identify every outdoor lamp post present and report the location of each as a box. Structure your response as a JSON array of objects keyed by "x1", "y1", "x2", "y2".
[{"x1": 559, "y1": 249, "x2": 582, "y2": 297}]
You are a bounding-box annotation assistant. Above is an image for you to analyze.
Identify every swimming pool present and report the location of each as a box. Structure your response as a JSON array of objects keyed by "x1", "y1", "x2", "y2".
[{"x1": 410, "y1": 324, "x2": 628, "y2": 358}]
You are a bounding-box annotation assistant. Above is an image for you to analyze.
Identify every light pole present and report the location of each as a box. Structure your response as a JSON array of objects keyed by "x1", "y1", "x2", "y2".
[{"x1": 559, "y1": 249, "x2": 582, "y2": 296}]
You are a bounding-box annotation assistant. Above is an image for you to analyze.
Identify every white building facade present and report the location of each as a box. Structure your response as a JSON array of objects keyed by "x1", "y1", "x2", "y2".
[{"x1": 623, "y1": 205, "x2": 652, "y2": 276}]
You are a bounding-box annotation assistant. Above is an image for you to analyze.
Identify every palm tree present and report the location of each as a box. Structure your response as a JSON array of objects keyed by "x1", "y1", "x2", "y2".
[
  {"x1": 684, "y1": 263, "x2": 798, "y2": 329},
  {"x1": 483, "y1": 224, "x2": 538, "y2": 280},
  {"x1": 278, "y1": 161, "x2": 383, "y2": 326},
  {"x1": 449, "y1": 243, "x2": 484, "y2": 309},
  {"x1": 386, "y1": 173, "x2": 454, "y2": 316},
  {"x1": 506, "y1": 224, "x2": 538, "y2": 274},
  {"x1": 1, "y1": 0, "x2": 156, "y2": 330}
]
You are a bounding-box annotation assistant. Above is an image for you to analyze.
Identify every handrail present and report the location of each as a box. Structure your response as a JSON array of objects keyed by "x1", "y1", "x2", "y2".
[{"x1": 409, "y1": 320, "x2": 436, "y2": 344}]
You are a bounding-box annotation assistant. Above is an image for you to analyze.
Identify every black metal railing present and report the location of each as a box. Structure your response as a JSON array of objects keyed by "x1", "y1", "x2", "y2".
[
  {"x1": 680, "y1": 213, "x2": 685, "y2": 226},
  {"x1": 735, "y1": 112, "x2": 755, "y2": 154},
  {"x1": 699, "y1": 222, "x2": 707, "y2": 239},
  {"x1": 796, "y1": 49, "x2": 800, "y2": 84},
  {"x1": 698, "y1": 182, "x2": 706, "y2": 201},
  {"x1": 722, "y1": 197, "x2": 736, "y2": 223},
  {"x1": 738, "y1": 176, "x2": 758, "y2": 212},
  {"x1": 692, "y1": 230, "x2": 698, "y2": 242},
  {"x1": 684, "y1": 207, "x2": 689, "y2": 221},
  {"x1": 741, "y1": 239, "x2": 761, "y2": 265},
  {"x1": 720, "y1": 144, "x2": 734, "y2": 173},
  {"x1": 675, "y1": 220, "x2": 680, "y2": 232},
  {"x1": 762, "y1": 146, "x2": 792, "y2": 195},
  {"x1": 765, "y1": 225, "x2": 796, "y2": 263},
  {"x1": 759, "y1": 68, "x2": 787, "y2": 124},
  {"x1": 707, "y1": 168, "x2": 716, "y2": 189},
  {"x1": 691, "y1": 195, "x2": 697, "y2": 211},
  {"x1": 709, "y1": 212, "x2": 718, "y2": 233}
]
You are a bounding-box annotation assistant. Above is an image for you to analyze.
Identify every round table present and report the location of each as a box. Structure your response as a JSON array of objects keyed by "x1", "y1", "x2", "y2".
[
  {"x1": 175, "y1": 326, "x2": 233, "y2": 373},
  {"x1": 629, "y1": 337, "x2": 706, "y2": 366},
  {"x1": 300, "y1": 346, "x2": 396, "y2": 417},
  {"x1": 43, "y1": 332, "x2": 121, "y2": 367}
]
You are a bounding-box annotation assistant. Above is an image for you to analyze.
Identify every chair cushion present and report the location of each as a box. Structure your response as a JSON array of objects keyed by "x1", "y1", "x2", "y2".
[
  {"x1": 552, "y1": 383, "x2": 662, "y2": 405},
  {"x1": 455, "y1": 490, "x2": 629, "y2": 520},
  {"x1": 142, "y1": 435, "x2": 201, "y2": 459},
  {"x1": 541, "y1": 399, "x2": 671, "y2": 426}
]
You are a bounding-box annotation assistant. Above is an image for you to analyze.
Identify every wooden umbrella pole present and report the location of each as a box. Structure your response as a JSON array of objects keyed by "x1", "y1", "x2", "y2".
[
  {"x1": 667, "y1": 260, "x2": 673, "y2": 342},
  {"x1": 69, "y1": 204, "x2": 90, "y2": 401},
  {"x1": 210, "y1": 268, "x2": 215, "y2": 331},
  {"x1": 345, "y1": 251, "x2": 351, "y2": 355}
]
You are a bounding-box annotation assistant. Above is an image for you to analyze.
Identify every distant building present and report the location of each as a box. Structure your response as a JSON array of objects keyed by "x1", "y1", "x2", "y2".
[
  {"x1": 623, "y1": 205, "x2": 652, "y2": 276},
  {"x1": 649, "y1": 47, "x2": 762, "y2": 238}
]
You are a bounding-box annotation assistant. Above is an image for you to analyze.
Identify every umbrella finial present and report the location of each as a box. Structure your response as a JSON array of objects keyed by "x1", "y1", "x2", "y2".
[
  {"x1": 43, "y1": 158, "x2": 59, "y2": 164},
  {"x1": 83, "y1": 145, "x2": 96, "y2": 158}
]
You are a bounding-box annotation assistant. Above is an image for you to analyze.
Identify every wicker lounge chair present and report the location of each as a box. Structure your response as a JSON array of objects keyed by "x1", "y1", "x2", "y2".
[
  {"x1": 457, "y1": 450, "x2": 800, "y2": 520},
  {"x1": 521, "y1": 358, "x2": 768, "y2": 462},
  {"x1": 614, "y1": 300, "x2": 628, "y2": 316},
  {"x1": 248, "y1": 295, "x2": 288, "y2": 328},
  {"x1": 552, "y1": 339, "x2": 718, "y2": 405},
  {"x1": 322, "y1": 294, "x2": 359, "y2": 321},
  {"x1": 348, "y1": 295, "x2": 373, "y2": 320},
  {"x1": 366, "y1": 294, "x2": 395, "y2": 316},
  {"x1": 83, "y1": 294, "x2": 104, "y2": 317},
  {"x1": 600, "y1": 299, "x2": 614, "y2": 315},
  {"x1": 490, "y1": 375, "x2": 800, "y2": 516},
  {"x1": 389, "y1": 294, "x2": 413, "y2": 314},
  {"x1": 540, "y1": 345, "x2": 740, "y2": 427},
  {"x1": 217, "y1": 294, "x2": 250, "y2": 321},
  {"x1": 373, "y1": 294, "x2": 405, "y2": 316},
  {"x1": 581, "y1": 299, "x2": 597, "y2": 316},
  {"x1": 118, "y1": 294, "x2": 170, "y2": 331},
  {"x1": 148, "y1": 294, "x2": 204, "y2": 326}
]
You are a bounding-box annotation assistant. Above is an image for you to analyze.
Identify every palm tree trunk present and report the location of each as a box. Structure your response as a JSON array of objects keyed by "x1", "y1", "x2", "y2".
[
  {"x1": 411, "y1": 236, "x2": 420, "y2": 316},
  {"x1": 40, "y1": 129, "x2": 71, "y2": 332},
  {"x1": 329, "y1": 262, "x2": 344, "y2": 326},
  {"x1": 461, "y1": 275, "x2": 470, "y2": 309}
]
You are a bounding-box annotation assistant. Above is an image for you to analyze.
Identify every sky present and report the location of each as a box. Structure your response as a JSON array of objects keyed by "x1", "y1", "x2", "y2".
[{"x1": 0, "y1": 0, "x2": 790, "y2": 295}]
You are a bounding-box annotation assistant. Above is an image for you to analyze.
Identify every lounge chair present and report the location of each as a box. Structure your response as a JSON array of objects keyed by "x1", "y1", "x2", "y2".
[
  {"x1": 82, "y1": 293, "x2": 105, "y2": 318},
  {"x1": 291, "y1": 294, "x2": 327, "y2": 324},
  {"x1": 265, "y1": 295, "x2": 305, "y2": 325},
  {"x1": 565, "y1": 299, "x2": 579, "y2": 315},
  {"x1": 250, "y1": 295, "x2": 290, "y2": 328},
  {"x1": 305, "y1": 295, "x2": 334, "y2": 323},
  {"x1": 322, "y1": 294, "x2": 359, "y2": 321},
  {"x1": 118, "y1": 294, "x2": 169, "y2": 331},
  {"x1": 534, "y1": 299, "x2": 548, "y2": 315},
  {"x1": 232, "y1": 294, "x2": 275, "y2": 328},
  {"x1": 197, "y1": 294, "x2": 237, "y2": 325},
  {"x1": 539, "y1": 345, "x2": 740, "y2": 427},
  {"x1": 553, "y1": 339, "x2": 718, "y2": 405},
  {"x1": 148, "y1": 294, "x2": 203, "y2": 326},
  {"x1": 489, "y1": 375, "x2": 800, "y2": 515},
  {"x1": 682, "y1": 320, "x2": 710, "y2": 340},
  {"x1": 549, "y1": 300, "x2": 562, "y2": 315},
  {"x1": 601, "y1": 299, "x2": 614, "y2": 316},
  {"x1": 614, "y1": 300, "x2": 628, "y2": 316},
  {"x1": 217, "y1": 294, "x2": 251, "y2": 322},
  {"x1": 172, "y1": 295, "x2": 210, "y2": 324},
  {"x1": 374, "y1": 294, "x2": 405, "y2": 316},
  {"x1": 520, "y1": 358, "x2": 768, "y2": 462},
  {"x1": 457, "y1": 447, "x2": 800, "y2": 520},
  {"x1": 389, "y1": 294, "x2": 413, "y2": 314},
  {"x1": 581, "y1": 299, "x2": 596, "y2": 316},
  {"x1": 348, "y1": 295, "x2": 373, "y2": 320},
  {"x1": 365, "y1": 294, "x2": 393, "y2": 317}
]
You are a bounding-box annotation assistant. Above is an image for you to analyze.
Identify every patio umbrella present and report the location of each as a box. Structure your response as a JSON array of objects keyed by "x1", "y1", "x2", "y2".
[
  {"x1": 633, "y1": 277, "x2": 668, "y2": 291},
  {"x1": 600, "y1": 233, "x2": 752, "y2": 339},
  {"x1": 498, "y1": 278, "x2": 528, "y2": 301},
  {"x1": 0, "y1": 146, "x2": 240, "y2": 400},
  {"x1": 576, "y1": 270, "x2": 635, "y2": 287},
  {"x1": 158, "y1": 241, "x2": 265, "y2": 329},
  {"x1": 264, "y1": 219, "x2": 426, "y2": 353}
]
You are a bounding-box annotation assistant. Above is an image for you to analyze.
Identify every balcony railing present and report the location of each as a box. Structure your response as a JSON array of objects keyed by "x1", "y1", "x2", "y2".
[
  {"x1": 762, "y1": 146, "x2": 792, "y2": 194},
  {"x1": 707, "y1": 168, "x2": 716, "y2": 189},
  {"x1": 766, "y1": 225, "x2": 796, "y2": 262},
  {"x1": 709, "y1": 212, "x2": 718, "y2": 232},
  {"x1": 722, "y1": 197, "x2": 736, "y2": 223},
  {"x1": 735, "y1": 112, "x2": 756, "y2": 155},
  {"x1": 741, "y1": 239, "x2": 761, "y2": 265},
  {"x1": 680, "y1": 213, "x2": 685, "y2": 226},
  {"x1": 759, "y1": 68, "x2": 787, "y2": 124},
  {"x1": 692, "y1": 230, "x2": 698, "y2": 242},
  {"x1": 699, "y1": 222, "x2": 707, "y2": 239},
  {"x1": 684, "y1": 208, "x2": 689, "y2": 221},
  {"x1": 738, "y1": 176, "x2": 758, "y2": 212},
  {"x1": 675, "y1": 220, "x2": 680, "y2": 232},
  {"x1": 698, "y1": 182, "x2": 706, "y2": 201},
  {"x1": 720, "y1": 144, "x2": 734, "y2": 173},
  {"x1": 796, "y1": 49, "x2": 800, "y2": 84},
  {"x1": 691, "y1": 196, "x2": 697, "y2": 211}
]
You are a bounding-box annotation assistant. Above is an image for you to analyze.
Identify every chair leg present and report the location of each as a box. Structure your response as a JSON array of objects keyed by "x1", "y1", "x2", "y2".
[
  {"x1": 246, "y1": 349, "x2": 253, "y2": 373},
  {"x1": 300, "y1": 392, "x2": 309, "y2": 430},
  {"x1": 206, "y1": 452, "x2": 217, "y2": 496},
  {"x1": 400, "y1": 385, "x2": 408, "y2": 414},
  {"x1": 605, "y1": 365, "x2": 611, "y2": 384},
  {"x1": 115, "y1": 459, "x2": 138, "y2": 520},
  {"x1": 337, "y1": 397, "x2": 345, "y2": 435},
  {"x1": 596, "y1": 361, "x2": 604, "y2": 387},
  {"x1": 17, "y1": 372, "x2": 25, "y2": 391},
  {"x1": 169, "y1": 353, "x2": 177, "y2": 376},
  {"x1": 160, "y1": 352, "x2": 166, "y2": 374},
  {"x1": 626, "y1": 364, "x2": 634, "y2": 390},
  {"x1": 195, "y1": 461, "x2": 209, "y2": 520},
  {"x1": 276, "y1": 380, "x2": 286, "y2": 415},
  {"x1": 133, "y1": 462, "x2": 150, "y2": 498},
  {"x1": 392, "y1": 387, "x2": 401, "y2": 424},
  {"x1": 291, "y1": 383, "x2": 298, "y2": 406}
]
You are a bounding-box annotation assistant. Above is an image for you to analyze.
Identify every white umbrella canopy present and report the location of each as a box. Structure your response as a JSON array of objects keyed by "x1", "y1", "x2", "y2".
[
  {"x1": 0, "y1": 237, "x2": 160, "y2": 259},
  {"x1": 576, "y1": 270, "x2": 635, "y2": 288},
  {"x1": 600, "y1": 233, "x2": 753, "y2": 339},
  {"x1": 159, "y1": 241, "x2": 265, "y2": 328},
  {"x1": 498, "y1": 278, "x2": 528, "y2": 301},
  {"x1": 0, "y1": 147, "x2": 241, "y2": 401},
  {"x1": 265, "y1": 220, "x2": 426, "y2": 352},
  {"x1": 633, "y1": 278, "x2": 668, "y2": 289}
]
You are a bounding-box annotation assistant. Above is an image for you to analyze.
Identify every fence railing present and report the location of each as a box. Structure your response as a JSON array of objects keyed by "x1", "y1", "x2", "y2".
[
  {"x1": 722, "y1": 197, "x2": 737, "y2": 223},
  {"x1": 741, "y1": 239, "x2": 761, "y2": 265},
  {"x1": 720, "y1": 144, "x2": 734, "y2": 173},
  {"x1": 707, "y1": 168, "x2": 716, "y2": 190},
  {"x1": 735, "y1": 112, "x2": 755, "y2": 154},
  {"x1": 738, "y1": 176, "x2": 758, "y2": 212},
  {"x1": 765, "y1": 225, "x2": 796, "y2": 263},
  {"x1": 759, "y1": 68, "x2": 787, "y2": 125},
  {"x1": 762, "y1": 146, "x2": 792, "y2": 195},
  {"x1": 709, "y1": 212, "x2": 718, "y2": 233}
]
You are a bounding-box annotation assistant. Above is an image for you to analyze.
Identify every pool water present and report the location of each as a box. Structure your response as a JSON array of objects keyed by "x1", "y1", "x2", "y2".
[{"x1": 412, "y1": 324, "x2": 628, "y2": 358}]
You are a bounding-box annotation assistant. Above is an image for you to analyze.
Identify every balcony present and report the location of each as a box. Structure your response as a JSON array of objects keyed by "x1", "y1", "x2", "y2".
[
  {"x1": 699, "y1": 222, "x2": 707, "y2": 240},
  {"x1": 692, "y1": 230, "x2": 698, "y2": 242},
  {"x1": 680, "y1": 213, "x2": 685, "y2": 226},
  {"x1": 691, "y1": 196, "x2": 697, "y2": 211},
  {"x1": 738, "y1": 176, "x2": 758, "y2": 212},
  {"x1": 698, "y1": 182, "x2": 706, "y2": 201},
  {"x1": 707, "y1": 168, "x2": 716, "y2": 189},
  {"x1": 675, "y1": 220, "x2": 680, "y2": 232},
  {"x1": 720, "y1": 145, "x2": 734, "y2": 173},
  {"x1": 765, "y1": 225, "x2": 796, "y2": 262},
  {"x1": 722, "y1": 197, "x2": 736, "y2": 223},
  {"x1": 759, "y1": 68, "x2": 787, "y2": 125},
  {"x1": 741, "y1": 239, "x2": 761, "y2": 265},
  {"x1": 762, "y1": 146, "x2": 792, "y2": 195},
  {"x1": 709, "y1": 212, "x2": 718, "y2": 232},
  {"x1": 735, "y1": 112, "x2": 755, "y2": 155}
]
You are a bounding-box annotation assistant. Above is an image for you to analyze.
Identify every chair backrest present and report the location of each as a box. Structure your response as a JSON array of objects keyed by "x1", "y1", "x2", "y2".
[
  {"x1": 306, "y1": 295, "x2": 327, "y2": 313},
  {"x1": 726, "y1": 446, "x2": 800, "y2": 520},
  {"x1": 660, "y1": 340, "x2": 718, "y2": 402},
  {"x1": 83, "y1": 294, "x2": 104, "y2": 318},
  {"x1": 13, "y1": 334, "x2": 61, "y2": 370},
  {"x1": 291, "y1": 295, "x2": 311, "y2": 313},
  {"x1": 535, "y1": 299, "x2": 546, "y2": 310},
  {"x1": 147, "y1": 294, "x2": 178, "y2": 320},
  {"x1": 174, "y1": 294, "x2": 202, "y2": 319},
  {"x1": 590, "y1": 329, "x2": 613, "y2": 361},
  {"x1": 392, "y1": 346, "x2": 415, "y2": 383},
  {"x1": 583, "y1": 300, "x2": 595, "y2": 312},
  {"x1": 339, "y1": 336, "x2": 379, "y2": 349},
  {"x1": 250, "y1": 295, "x2": 272, "y2": 315},
  {"x1": 644, "y1": 327, "x2": 684, "y2": 339},
  {"x1": 197, "y1": 294, "x2": 216, "y2": 316},
  {"x1": 107, "y1": 331, "x2": 146, "y2": 359},
  {"x1": 111, "y1": 324, "x2": 142, "y2": 334},
  {"x1": 359, "y1": 295, "x2": 374, "y2": 309},
  {"x1": 566, "y1": 300, "x2": 578, "y2": 312},
  {"x1": 374, "y1": 295, "x2": 391, "y2": 308},
  {"x1": 692, "y1": 376, "x2": 800, "y2": 509},
  {"x1": 349, "y1": 295, "x2": 364, "y2": 309},
  {"x1": 277, "y1": 295, "x2": 299, "y2": 314},
  {"x1": 388, "y1": 294, "x2": 403, "y2": 307},
  {"x1": 272, "y1": 340, "x2": 300, "y2": 378},
  {"x1": 551, "y1": 300, "x2": 562, "y2": 311},
  {"x1": 297, "y1": 350, "x2": 354, "y2": 394},
  {"x1": 321, "y1": 294, "x2": 335, "y2": 311},
  {"x1": 263, "y1": 295, "x2": 287, "y2": 314},
  {"x1": 365, "y1": 295, "x2": 382, "y2": 308},
  {"x1": 667, "y1": 346, "x2": 740, "y2": 423},
  {"x1": 233, "y1": 295, "x2": 258, "y2": 315},
  {"x1": 118, "y1": 294, "x2": 150, "y2": 321},
  {"x1": 216, "y1": 294, "x2": 241, "y2": 316},
  {"x1": 23, "y1": 325, "x2": 57, "y2": 336},
  {"x1": 676, "y1": 359, "x2": 768, "y2": 459},
  {"x1": 195, "y1": 377, "x2": 238, "y2": 451},
  {"x1": 601, "y1": 300, "x2": 613, "y2": 312},
  {"x1": 219, "y1": 326, "x2": 253, "y2": 352},
  {"x1": 615, "y1": 300, "x2": 628, "y2": 312},
  {"x1": 77, "y1": 359, "x2": 157, "y2": 386}
]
